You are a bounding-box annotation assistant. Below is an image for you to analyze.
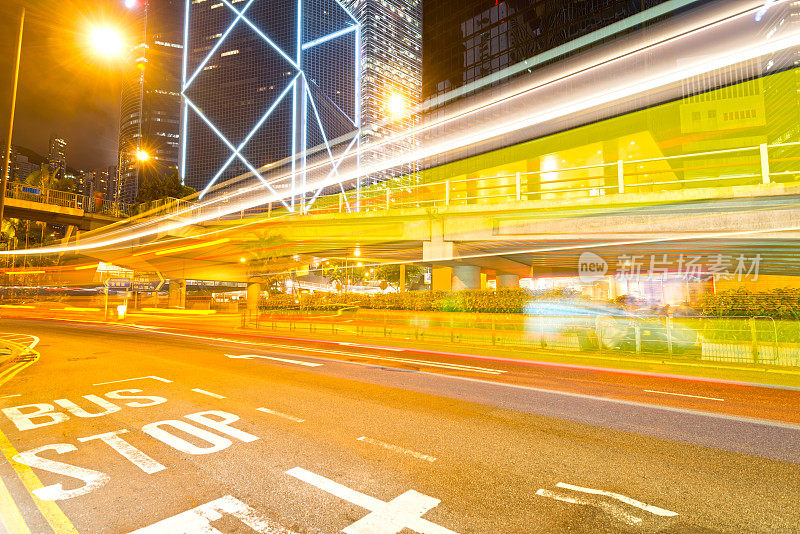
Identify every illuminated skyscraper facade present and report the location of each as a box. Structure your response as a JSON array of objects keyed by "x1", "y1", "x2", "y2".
[
  {"x1": 182, "y1": 0, "x2": 421, "y2": 199},
  {"x1": 423, "y1": 0, "x2": 682, "y2": 101},
  {"x1": 118, "y1": 0, "x2": 183, "y2": 203}
]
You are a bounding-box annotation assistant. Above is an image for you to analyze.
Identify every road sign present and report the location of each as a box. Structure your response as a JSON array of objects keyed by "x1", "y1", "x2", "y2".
[
  {"x1": 130, "y1": 272, "x2": 165, "y2": 292},
  {"x1": 132, "y1": 280, "x2": 163, "y2": 292},
  {"x1": 105, "y1": 278, "x2": 131, "y2": 289}
]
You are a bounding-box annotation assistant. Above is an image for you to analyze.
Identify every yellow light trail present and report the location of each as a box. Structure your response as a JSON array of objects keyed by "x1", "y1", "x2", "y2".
[
  {"x1": 0, "y1": 0, "x2": 789, "y2": 257},
  {"x1": 153, "y1": 238, "x2": 230, "y2": 256}
]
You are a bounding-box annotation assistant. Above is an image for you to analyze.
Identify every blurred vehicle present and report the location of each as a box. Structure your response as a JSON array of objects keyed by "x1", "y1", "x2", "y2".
[{"x1": 524, "y1": 298, "x2": 699, "y2": 356}]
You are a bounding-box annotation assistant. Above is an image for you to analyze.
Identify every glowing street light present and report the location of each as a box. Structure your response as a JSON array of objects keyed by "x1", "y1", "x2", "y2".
[
  {"x1": 135, "y1": 149, "x2": 150, "y2": 162},
  {"x1": 388, "y1": 93, "x2": 407, "y2": 119},
  {"x1": 124, "y1": 0, "x2": 139, "y2": 9},
  {"x1": 88, "y1": 25, "x2": 127, "y2": 60}
]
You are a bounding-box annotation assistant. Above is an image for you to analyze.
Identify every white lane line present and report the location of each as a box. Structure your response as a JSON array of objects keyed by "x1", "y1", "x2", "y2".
[
  {"x1": 644, "y1": 389, "x2": 724, "y2": 402},
  {"x1": 556, "y1": 483, "x2": 678, "y2": 517},
  {"x1": 536, "y1": 489, "x2": 642, "y2": 526},
  {"x1": 225, "y1": 354, "x2": 323, "y2": 367},
  {"x1": 263, "y1": 344, "x2": 504, "y2": 375},
  {"x1": 338, "y1": 342, "x2": 404, "y2": 352},
  {"x1": 256, "y1": 407, "x2": 304, "y2": 423},
  {"x1": 0, "y1": 394, "x2": 21, "y2": 399},
  {"x1": 191, "y1": 388, "x2": 226, "y2": 399},
  {"x1": 286, "y1": 467, "x2": 459, "y2": 534},
  {"x1": 93, "y1": 376, "x2": 173, "y2": 386},
  {"x1": 356, "y1": 436, "x2": 437, "y2": 463}
]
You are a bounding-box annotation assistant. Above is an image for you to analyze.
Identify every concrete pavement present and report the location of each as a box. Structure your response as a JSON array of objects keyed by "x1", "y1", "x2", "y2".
[{"x1": 0, "y1": 318, "x2": 798, "y2": 533}]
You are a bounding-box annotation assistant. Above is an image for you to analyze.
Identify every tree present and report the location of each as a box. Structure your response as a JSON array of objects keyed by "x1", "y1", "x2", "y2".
[
  {"x1": 320, "y1": 259, "x2": 366, "y2": 291},
  {"x1": 136, "y1": 168, "x2": 196, "y2": 204},
  {"x1": 373, "y1": 264, "x2": 424, "y2": 290}
]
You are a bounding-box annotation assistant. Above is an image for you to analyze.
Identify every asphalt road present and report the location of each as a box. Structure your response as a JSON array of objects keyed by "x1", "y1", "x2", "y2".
[{"x1": 0, "y1": 318, "x2": 799, "y2": 534}]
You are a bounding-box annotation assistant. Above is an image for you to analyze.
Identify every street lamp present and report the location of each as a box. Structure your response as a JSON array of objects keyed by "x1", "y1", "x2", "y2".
[
  {"x1": 0, "y1": 7, "x2": 25, "y2": 227},
  {"x1": 0, "y1": 11, "x2": 129, "y2": 228},
  {"x1": 136, "y1": 149, "x2": 151, "y2": 162},
  {"x1": 87, "y1": 26, "x2": 127, "y2": 59}
]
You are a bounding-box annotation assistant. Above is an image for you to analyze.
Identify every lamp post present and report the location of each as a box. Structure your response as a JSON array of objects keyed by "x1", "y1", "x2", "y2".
[{"x1": 0, "y1": 7, "x2": 26, "y2": 226}]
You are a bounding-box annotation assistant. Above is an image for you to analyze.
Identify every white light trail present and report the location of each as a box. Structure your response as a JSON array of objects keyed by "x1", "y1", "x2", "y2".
[{"x1": 3, "y1": 1, "x2": 790, "y2": 256}]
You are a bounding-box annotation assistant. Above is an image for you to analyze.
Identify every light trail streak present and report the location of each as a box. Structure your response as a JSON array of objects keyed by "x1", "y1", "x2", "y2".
[{"x1": 1, "y1": 1, "x2": 789, "y2": 257}]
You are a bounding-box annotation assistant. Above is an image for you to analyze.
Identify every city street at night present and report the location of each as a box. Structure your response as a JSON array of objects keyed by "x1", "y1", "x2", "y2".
[
  {"x1": 0, "y1": 319, "x2": 798, "y2": 533},
  {"x1": 4, "y1": 0, "x2": 800, "y2": 531}
]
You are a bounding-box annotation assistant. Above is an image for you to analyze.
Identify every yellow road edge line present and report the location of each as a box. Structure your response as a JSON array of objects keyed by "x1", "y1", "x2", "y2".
[
  {"x1": 0, "y1": 472, "x2": 31, "y2": 534},
  {"x1": 0, "y1": 342, "x2": 78, "y2": 534}
]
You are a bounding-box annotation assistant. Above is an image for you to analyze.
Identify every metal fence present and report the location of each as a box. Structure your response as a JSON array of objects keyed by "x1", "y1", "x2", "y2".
[
  {"x1": 242, "y1": 309, "x2": 800, "y2": 368},
  {"x1": 4, "y1": 182, "x2": 136, "y2": 217},
  {"x1": 244, "y1": 140, "x2": 800, "y2": 218}
]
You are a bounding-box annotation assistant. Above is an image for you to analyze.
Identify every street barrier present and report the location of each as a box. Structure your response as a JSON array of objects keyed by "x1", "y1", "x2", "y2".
[{"x1": 242, "y1": 309, "x2": 799, "y2": 368}]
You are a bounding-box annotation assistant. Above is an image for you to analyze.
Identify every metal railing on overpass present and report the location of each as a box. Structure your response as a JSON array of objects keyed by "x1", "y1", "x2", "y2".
[
  {"x1": 277, "y1": 140, "x2": 800, "y2": 217},
  {"x1": 4, "y1": 182, "x2": 136, "y2": 218}
]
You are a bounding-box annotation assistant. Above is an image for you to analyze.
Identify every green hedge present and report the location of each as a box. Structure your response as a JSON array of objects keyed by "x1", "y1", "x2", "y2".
[
  {"x1": 259, "y1": 288, "x2": 576, "y2": 314},
  {"x1": 699, "y1": 288, "x2": 800, "y2": 320}
]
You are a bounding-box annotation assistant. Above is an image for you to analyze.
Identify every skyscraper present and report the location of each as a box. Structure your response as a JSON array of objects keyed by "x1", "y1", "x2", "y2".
[
  {"x1": 182, "y1": 0, "x2": 421, "y2": 201},
  {"x1": 118, "y1": 0, "x2": 184, "y2": 203},
  {"x1": 423, "y1": 0, "x2": 679, "y2": 102},
  {"x1": 47, "y1": 135, "x2": 67, "y2": 178}
]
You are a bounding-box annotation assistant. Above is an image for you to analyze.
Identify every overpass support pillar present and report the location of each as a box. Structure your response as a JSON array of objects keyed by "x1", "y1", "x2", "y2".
[
  {"x1": 496, "y1": 273, "x2": 520, "y2": 288},
  {"x1": 168, "y1": 279, "x2": 186, "y2": 308},
  {"x1": 247, "y1": 281, "x2": 262, "y2": 313},
  {"x1": 452, "y1": 265, "x2": 481, "y2": 291},
  {"x1": 431, "y1": 266, "x2": 452, "y2": 291}
]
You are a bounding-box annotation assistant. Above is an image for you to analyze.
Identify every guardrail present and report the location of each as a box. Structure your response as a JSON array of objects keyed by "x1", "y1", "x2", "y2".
[
  {"x1": 4, "y1": 182, "x2": 136, "y2": 217},
  {"x1": 241, "y1": 140, "x2": 800, "y2": 218},
  {"x1": 243, "y1": 309, "x2": 800, "y2": 368}
]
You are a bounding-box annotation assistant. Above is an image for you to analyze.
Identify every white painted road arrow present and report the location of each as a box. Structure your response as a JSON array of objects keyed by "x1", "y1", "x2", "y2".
[{"x1": 225, "y1": 354, "x2": 322, "y2": 367}]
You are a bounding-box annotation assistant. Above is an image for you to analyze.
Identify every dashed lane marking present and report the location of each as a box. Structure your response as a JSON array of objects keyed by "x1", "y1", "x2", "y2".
[
  {"x1": 643, "y1": 389, "x2": 724, "y2": 402},
  {"x1": 191, "y1": 388, "x2": 226, "y2": 399},
  {"x1": 256, "y1": 407, "x2": 305, "y2": 423},
  {"x1": 555, "y1": 483, "x2": 678, "y2": 517},
  {"x1": 356, "y1": 436, "x2": 437, "y2": 463},
  {"x1": 536, "y1": 488, "x2": 642, "y2": 526},
  {"x1": 93, "y1": 376, "x2": 173, "y2": 386},
  {"x1": 225, "y1": 354, "x2": 323, "y2": 367}
]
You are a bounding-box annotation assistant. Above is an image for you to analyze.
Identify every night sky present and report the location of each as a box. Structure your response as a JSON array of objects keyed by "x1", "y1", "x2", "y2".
[{"x1": 0, "y1": 0, "x2": 137, "y2": 171}]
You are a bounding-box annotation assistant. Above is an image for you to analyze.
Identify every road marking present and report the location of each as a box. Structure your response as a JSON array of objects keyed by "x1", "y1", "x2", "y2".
[
  {"x1": 356, "y1": 436, "x2": 437, "y2": 463},
  {"x1": 0, "y1": 428, "x2": 78, "y2": 533},
  {"x1": 0, "y1": 394, "x2": 20, "y2": 399},
  {"x1": 225, "y1": 354, "x2": 323, "y2": 367},
  {"x1": 256, "y1": 407, "x2": 304, "y2": 423},
  {"x1": 93, "y1": 376, "x2": 173, "y2": 386},
  {"x1": 643, "y1": 389, "x2": 724, "y2": 402},
  {"x1": 0, "y1": 334, "x2": 39, "y2": 349},
  {"x1": 191, "y1": 388, "x2": 226, "y2": 399},
  {"x1": 555, "y1": 483, "x2": 678, "y2": 517},
  {"x1": 0, "y1": 474, "x2": 31, "y2": 534},
  {"x1": 536, "y1": 489, "x2": 642, "y2": 526},
  {"x1": 260, "y1": 344, "x2": 504, "y2": 375},
  {"x1": 286, "y1": 467, "x2": 459, "y2": 534},
  {"x1": 338, "y1": 342, "x2": 404, "y2": 352},
  {"x1": 78, "y1": 430, "x2": 166, "y2": 474},
  {"x1": 130, "y1": 494, "x2": 294, "y2": 533}
]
